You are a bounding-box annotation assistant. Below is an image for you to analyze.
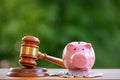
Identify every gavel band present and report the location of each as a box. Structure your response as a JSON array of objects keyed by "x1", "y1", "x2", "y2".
[{"x1": 20, "y1": 46, "x2": 38, "y2": 57}]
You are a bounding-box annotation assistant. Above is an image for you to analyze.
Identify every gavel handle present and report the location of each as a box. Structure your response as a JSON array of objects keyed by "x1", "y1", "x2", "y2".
[{"x1": 38, "y1": 52, "x2": 65, "y2": 67}]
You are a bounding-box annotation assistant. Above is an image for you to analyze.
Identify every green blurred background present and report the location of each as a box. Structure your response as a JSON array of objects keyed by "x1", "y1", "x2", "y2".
[{"x1": 0, "y1": 0, "x2": 120, "y2": 68}]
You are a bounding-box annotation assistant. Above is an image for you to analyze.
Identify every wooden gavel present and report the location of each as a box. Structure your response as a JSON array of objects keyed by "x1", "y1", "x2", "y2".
[{"x1": 19, "y1": 36, "x2": 64, "y2": 68}]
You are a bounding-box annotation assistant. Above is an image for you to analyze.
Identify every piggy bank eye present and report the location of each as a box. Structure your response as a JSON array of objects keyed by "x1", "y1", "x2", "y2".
[
  {"x1": 82, "y1": 48, "x2": 84, "y2": 51},
  {"x1": 73, "y1": 48, "x2": 76, "y2": 51}
]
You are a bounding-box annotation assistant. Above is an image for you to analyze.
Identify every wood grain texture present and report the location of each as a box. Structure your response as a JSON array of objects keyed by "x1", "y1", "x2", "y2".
[
  {"x1": 0, "y1": 68, "x2": 120, "y2": 80},
  {"x1": 7, "y1": 67, "x2": 48, "y2": 77}
]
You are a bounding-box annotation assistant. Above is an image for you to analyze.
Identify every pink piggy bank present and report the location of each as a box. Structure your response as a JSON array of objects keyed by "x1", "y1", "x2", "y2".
[{"x1": 62, "y1": 41, "x2": 95, "y2": 73}]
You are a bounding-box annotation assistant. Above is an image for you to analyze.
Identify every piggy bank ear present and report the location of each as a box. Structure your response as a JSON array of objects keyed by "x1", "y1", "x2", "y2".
[
  {"x1": 85, "y1": 43, "x2": 91, "y2": 49},
  {"x1": 67, "y1": 44, "x2": 74, "y2": 50}
]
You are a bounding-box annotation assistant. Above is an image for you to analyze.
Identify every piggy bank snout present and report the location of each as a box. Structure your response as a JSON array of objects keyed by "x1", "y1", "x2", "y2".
[
  {"x1": 70, "y1": 53, "x2": 87, "y2": 68},
  {"x1": 71, "y1": 53, "x2": 86, "y2": 60}
]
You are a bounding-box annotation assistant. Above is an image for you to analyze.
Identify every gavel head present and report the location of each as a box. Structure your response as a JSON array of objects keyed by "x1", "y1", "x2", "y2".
[{"x1": 19, "y1": 36, "x2": 40, "y2": 68}]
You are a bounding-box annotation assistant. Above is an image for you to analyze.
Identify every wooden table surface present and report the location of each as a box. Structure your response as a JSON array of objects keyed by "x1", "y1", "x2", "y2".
[{"x1": 0, "y1": 68, "x2": 120, "y2": 80}]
